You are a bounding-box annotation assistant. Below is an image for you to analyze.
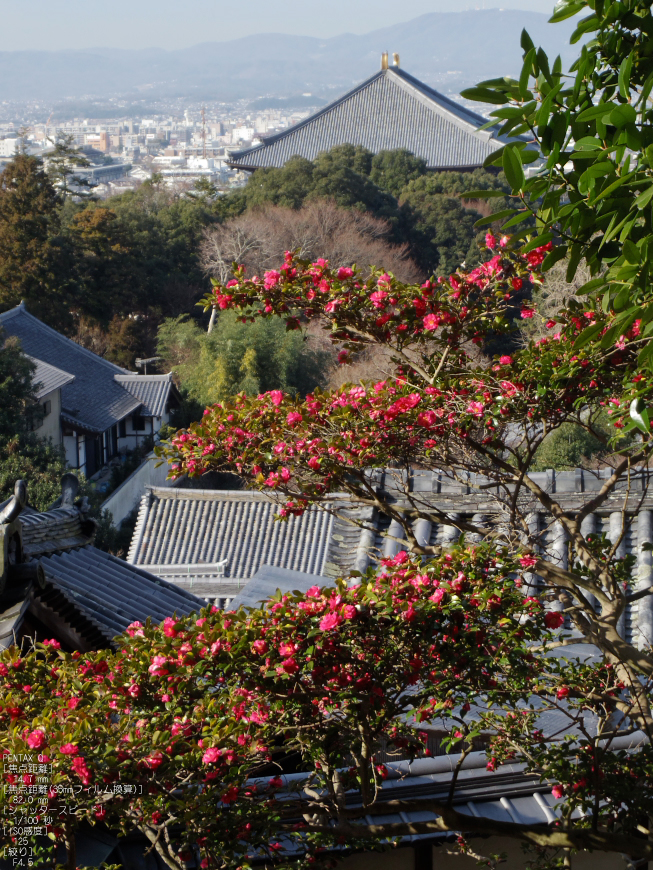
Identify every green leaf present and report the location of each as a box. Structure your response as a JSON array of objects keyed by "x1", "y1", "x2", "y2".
[
  {"x1": 473, "y1": 209, "x2": 519, "y2": 228},
  {"x1": 610, "y1": 103, "x2": 637, "y2": 128},
  {"x1": 520, "y1": 28, "x2": 535, "y2": 53},
  {"x1": 542, "y1": 244, "x2": 568, "y2": 271},
  {"x1": 577, "y1": 103, "x2": 614, "y2": 122},
  {"x1": 549, "y1": 1, "x2": 586, "y2": 22},
  {"x1": 635, "y1": 184, "x2": 653, "y2": 209},
  {"x1": 460, "y1": 88, "x2": 508, "y2": 105},
  {"x1": 536, "y1": 48, "x2": 552, "y2": 84},
  {"x1": 461, "y1": 189, "x2": 511, "y2": 199},
  {"x1": 503, "y1": 145, "x2": 525, "y2": 192},
  {"x1": 573, "y1": 321, "x2": 603, "y2": 350},
  {"x1": 618, "y1": 53, "x2": 633, "y2": 101},
  {"x1": 519, "y1": 48, "x2": 536, "y2": 100},
  {"x1": 577, "y1": 276, "x2": 607, "y2": 295},
  {"x1": 566, "y1": 244, "x2": 582, "y2": 282},
  {"x1": 520, "y1": 232, "x2": 554, "y2": 254}
]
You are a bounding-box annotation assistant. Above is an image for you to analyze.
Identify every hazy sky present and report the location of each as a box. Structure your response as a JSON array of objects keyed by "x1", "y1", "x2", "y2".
[{"x1": 0, "y1": 0, "x2": 558, "y2": 51}]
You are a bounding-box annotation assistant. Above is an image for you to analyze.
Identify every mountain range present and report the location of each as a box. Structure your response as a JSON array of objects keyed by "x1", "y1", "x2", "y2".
[{"x1": 0, "y1": 9, "x2": 579, "y2": 107}]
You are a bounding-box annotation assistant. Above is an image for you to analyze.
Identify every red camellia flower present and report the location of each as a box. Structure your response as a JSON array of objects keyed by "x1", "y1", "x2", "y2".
[
  {"x1": 518, "y1": 554, "x2": 538, "y2": 569},
  {"x1": 556, "y1": 686, "x2": 570, "y2": 699},
  {"x1": 59, "y1": 743, "x2": 79, "y2": 755},
  {"x1": 144, "y1": 751, "x2": 164, "y2": 769},
  {"x1": 544, "y1": 611, "x2": 565, "y2": 629}
]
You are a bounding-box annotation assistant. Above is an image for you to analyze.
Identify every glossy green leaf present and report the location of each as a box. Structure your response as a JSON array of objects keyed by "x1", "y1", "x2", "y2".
[
  {"x1": 542, "y1": 244, "x2": 568, "y2": 271},
  {"x1": 473, "y1": 209, "x2": 519, "y2": 228},
  {"x1": 459, "y1": 88, "x2": 508, "y2": 105},
  {"x1": 573, "y1": 321, "x2": 603, "y2": 349},
  {"x1": 577, "y1": 103, "x2": 614, "y2": 121},
  {"x1": 519, "y1": 48, "x2": 536, "y2": 100},
  {"x1": 635, "y1": 185, "x2": 653, "y2": 209},
  {"x1": 618, "y1": 54, "x2": 633, "y2": 101},
  {"x1": 610, "y1": 103, "x2": 637, "y2": 128},
  {"x1": 503, "y1": 146, "x2": 525, "y2": 192}
]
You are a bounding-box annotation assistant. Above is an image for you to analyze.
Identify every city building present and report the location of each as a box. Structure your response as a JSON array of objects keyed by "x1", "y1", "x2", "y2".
[{"x1": 229, "y1": 58, "x2": 511, "y2": 172}]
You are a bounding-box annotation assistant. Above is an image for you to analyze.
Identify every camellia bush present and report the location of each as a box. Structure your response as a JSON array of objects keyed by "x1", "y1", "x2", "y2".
[
  {"x1": 5, "y1": 0, "x2": 653, "y2": 867},
  {"x1": 2, "y1": 548, "x2": 652, "y2": 869}
]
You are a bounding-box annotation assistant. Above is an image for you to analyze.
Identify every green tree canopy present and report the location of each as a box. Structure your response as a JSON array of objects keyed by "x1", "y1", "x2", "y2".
[
  {"x1": 0, "y1": 154, "x2": 73, "y2": 328},
  {"x1": 157, "y1": 312, "x2": 330, "y2": 410}
]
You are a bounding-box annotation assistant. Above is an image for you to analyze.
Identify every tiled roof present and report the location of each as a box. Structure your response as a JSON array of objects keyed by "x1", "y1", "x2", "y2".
[
  {"x1": 256, "y1": 732, "x2": 646, "y2": 859},
  {"x1": 19, "y1": 505, "x2": 95, "y2": 560},
  {"x1": 38, "y1": 546, "x2": 205, "y2": 643},
  {"x1": 29, "y1": 356, "x2": 75, "y2": 400},
  {"x1": 229, "y1": 67, "x2": 506, "y2": 171},
  {"x1": 114, "y1": 373, "x2": 176, "y2": 418},
  {"x1": 0, "y1": 304, "x2": 140, "y2": 433},
  {"x1": 129, "y1": 487, "x2": 343, "y2": 591}
]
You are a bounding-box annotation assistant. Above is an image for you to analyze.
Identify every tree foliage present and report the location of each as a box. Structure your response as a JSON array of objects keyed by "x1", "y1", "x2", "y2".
[
  {"x1": 0, "y1": 328, "x2": 67, "y2": 509},
  {"x1": 0, "y1": 154, "x2": 74, "y2": 329},
  {"x1": 157, "y1": 311, "x2": 329, "y2": 409}
]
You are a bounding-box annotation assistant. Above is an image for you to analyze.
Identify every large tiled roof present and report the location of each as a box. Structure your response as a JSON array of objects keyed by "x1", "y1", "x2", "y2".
[
  {"x1": 38, "y1": 546, "x2": 205, "y2": 644},
  {"x1": 0, "y1": 304, "x2": 176, "y2": 434},
  {"x1": 229, "y1": 67, "x2": 505, "y2": 171},
  {"x1": 114, "y1": 373, "x2": 175, "y2": 417},
  {"x1": 128, "y1": 488, "x2": 345, "y2": 596},
  {"x1": 29, "y1": 356, "x2": 75, "y2": 400}
]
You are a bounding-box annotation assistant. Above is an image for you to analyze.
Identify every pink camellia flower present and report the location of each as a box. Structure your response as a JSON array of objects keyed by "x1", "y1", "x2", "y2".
[
  {"x1": 268, "y1": 390, "x2": 283, "y2": 406},
  {"x1": 430, "y1": 589, "x2": 445, "y2": 605},
  {"x1": 518, "y1": 554, "x2": 538, "y2": 569},
  {"x1": 163, "y1": 617, "x2": 177, "y2": 638},
  {"x1": 512, "y1": 277, "x2": 523, "y2": 291},
  {"x1": 27, "y1": 730, "x2": 46, "y2": 750},
  {"x1": 263, "y1": 270, "x2": 281, "y2": 288},
  {"x1": 337, "y1": 350, "x2": 350, "y2": 365},
  {"x1": 556, "y1": 686, "x2": 570, "y2": 700},
  {"x1": 552, "y1": 784, "x2": 565, "y2": 799},
  {"x1": 148, "y1": 655, "x2": 169, "y2": 676},
  {"x1": 377, "y1": 273, "x2": 392, "y2": 286},
  {"x1": 252, "y1": 640, "x2": 268, "y2": 655},
  {"x1": 319, "y1": 612, "x2": 342, "y2": 632},
  {"x1": 544, "y1": 611, "x2": 565, "y2": 630},
  {"x1": 466, "y1": 401, "x2": 485, "y2": 418},
  {"x1": 343, "y1": 605, "x2": 357, "y2": 619},
  {"x1": 42, "y1": 638, "x2": 61, "y2": 649},
  {"x1": 520, "y1": 307, "x2": 535, "y2": 319},
  {"x1": 423, "y1": 313, "x2": 442, "y2": 331},
  {"x1": 370, "y1": 290, "x2": 388, "y2": 308},
  {"x1": 128, "y1": 684, "x2": 141, "y2": 698},
  {"x1": 546, "y1": 319, "x2": 556, "y2": 329},
  {"x1": 202, "y1": 747, "x2": 222, "y2": 764},
  {"x1": 307, "y1": 586, "x2": 321, "y2": 598},
  {"x1": 308, "y1": 456, "x2": 321, "y2": 471},
  {"x1": 499, "y1": 355, "x2": 512, "y2": 365},
  {"x1": 337, "y1": 266, "x2": 354, "y2": 280},
  {"x1": 499, "y1": 235, "x2": 509, "y2": 247},
  {"x1": 286, "y1": 411, "x2": 303, "y2": 426},
  {"x1": 59, "y1": 743, "x2": 78, "y2": 756},
  {"x1": 485, "y1": 232, "x2": 497, "y2": 249}
]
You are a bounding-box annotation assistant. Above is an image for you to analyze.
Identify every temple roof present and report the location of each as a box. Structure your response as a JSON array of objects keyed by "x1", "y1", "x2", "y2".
[{"x1": 229, "y1": 66, "x2": 506, "y2": 172}]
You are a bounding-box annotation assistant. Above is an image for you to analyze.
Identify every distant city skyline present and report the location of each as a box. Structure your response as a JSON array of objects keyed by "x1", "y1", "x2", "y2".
[{"x1": 1, "y1": 0, "x2": 559, "y2": 51}]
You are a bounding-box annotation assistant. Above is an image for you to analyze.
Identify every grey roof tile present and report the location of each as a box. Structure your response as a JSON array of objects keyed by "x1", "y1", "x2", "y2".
[
  {"x1": 114, "y1": 373, "x2": 175, "y2": 418},
  {"x1": 29, "y1": 356, "x2": 75, "y2": 400},
  {"x1": 19, "y1": 506, "x2": 94, "y2": 559},
  {"x1": 39, "y1": 545, "x2": 206, "y2": 641},
  {"x1": 230, "y1": 67, "x2": 506, "y2": 171},
  {"x1": 129, "y1": 487, "x2": 337, "y2": 583},
  {"x1": 0, "y1": 304, "x2": 140, "y2": 432}
]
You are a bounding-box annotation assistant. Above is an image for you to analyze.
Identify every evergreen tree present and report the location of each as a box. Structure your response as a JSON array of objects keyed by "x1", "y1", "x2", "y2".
[
  {"x1": 45, "y1": 133, "x2": 92, "y2": 198},
  {"x1": 0, "y1": 154, "x2": 73, "y2": 328}
]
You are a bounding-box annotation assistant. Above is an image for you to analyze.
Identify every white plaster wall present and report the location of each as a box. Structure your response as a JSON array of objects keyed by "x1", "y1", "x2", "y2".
[{"x1": 100, "y1": 451, "x2": 174, "y2": 527}]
